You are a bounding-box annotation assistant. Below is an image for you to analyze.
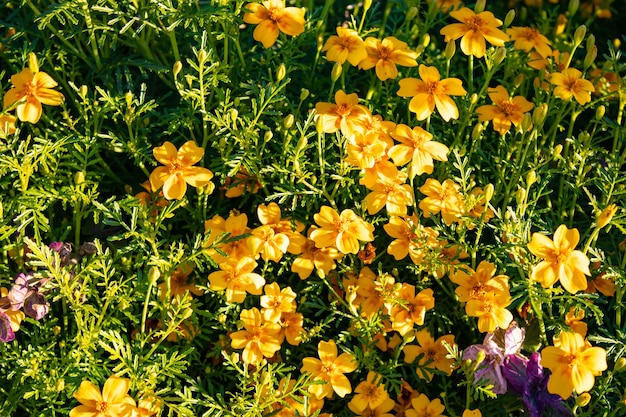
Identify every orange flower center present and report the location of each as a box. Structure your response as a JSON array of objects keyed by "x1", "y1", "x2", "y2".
[
  {"x1": 336, "y1": 103, "x2": 352, "y2": 117},
  {"x1": 321, "y1": 363, "x2": 334, "y2": 374},
  {"x1": 556, "y1": 251, "x2": 569, "y2": 264},
  {"x1": 425, "y1": 80, "x2": 441, "y2": 95},
  {"x1": 363, "y1": 384, "x2": 378, "y2": 398},
  {"x1": 377, "y1": 45, "x2": 393, "y2": 60},
  {"x1": 469, "y1": 284, "x2": 484, "y2": 298},
  {"x1": 21, "y1": 81, "x2": 37, "y2": 97},
  {"x1": 96, "y1": 401, "x2": 109, "y2": 412},
  {"x1": 267, "y1": 8, "x2": 281, "y2": 23},
  {"x1": 333, "y1": 217, "x2": 349, "y2": 233},
  {"x1": 168, "y1": 162, "x2": 184, "y2": 175},
  {"x1": 465, "y1": 15, "x2": 485, "y2": 32},
  {"x1": 426, "y1": 348, "x2": 437, "y2": 359},
  {"x1": 340, "y1": 36, "x2": 358, "y2": 50},
  {"x1": 498, "y1": 100, "x2": 516, "y2": 116},
  {"x1": 363, "y1": 410, "x2": 377, "y2": 417},
  {"x1": 521, "y1": 27, "x2": 540, "y2": 41}
]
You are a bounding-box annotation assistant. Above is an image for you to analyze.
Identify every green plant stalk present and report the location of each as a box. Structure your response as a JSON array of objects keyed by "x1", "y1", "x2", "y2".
[
  {"x1": 141, "y1": 281, "x2": 155, "y2": 334},
  {"x1": 527, "y1": 279, "x2": 547, "y2": 346},
  {"x1": 79, "y1": 0, "x2": 102, "y2": 70}
]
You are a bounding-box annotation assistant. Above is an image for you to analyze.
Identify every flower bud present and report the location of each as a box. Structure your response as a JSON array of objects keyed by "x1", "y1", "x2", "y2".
[
  {"x1": 471, "y1": 123, "x2": 483, "y2": 140},
  {"x1": 363, "y1": 0, "x2": 372, "y2": 12},
  {"x1": 584, "y1": 45, "x2": 597, "y2": 69},
  {"x1": 573, "y1": 25, "x2": 586, "y2": 47},
  {"x1": 406, "y1": 6, "x2": 418, "y2": 21},
  {"x1": 422, "y1": 33, "x2": 430, "y2": 48},
  {"x1": 197, "y1": 48, "x2": 207, "y2": 63},
  {"x1": 474, "y1": 0, "x2": 486, "y2": 13},
  {"x1": 445, "y1": 40, "x2": 456, "y2": 60},
  {"x1": 276, "y1": 63, "x2": 286, "y2": 82},
  {"x1": 553, "y1": 144, "x2": 563, "y2": 159},
  {"x1": 264, "y1": 130, "x2": 273, "y2": 142},
  {"x1": 494, "y1": 47, "x2": 506, "y2": 67},
  {"x1": 315, "y1": 115, "x2": 325, "y2": 134},
  {"x1": 514, "y1": 73, "x2": 524, "y2": 88},
  {"x1": 568, "y1": 0, "x2": 579, "y2": 16},
  {"x1": 74, "y1": 171, "x2": 86, "y2": 185},
  {"x1": 597, "y1": 204, "x2": 618, "y2": 229},
  {"x1": 516, "y1": 188, "x2": 526, "y2": 205},
  {"x1": 483, "y1": 183, "x2": 494, "y2": 205},
  {"x1": 474, "y1": 350, "x2": 486, "y2": 367},
  {"x1": 28, "y1": 52, "x2": 39, "y2": 73},
  {"x1": 331, "y1": 62, "x2": 343, "y2": 82},
  {"x1": 533, "y1": 103, "x2": 548, "y2": 125},
  {"x1": 504, "y1": 9, "x2": 516, "y2": 27},
  {"x1": 521, "y1": 113, "x2": 532, "y2": 132},
  {"x1": 527, "y1": 170, "x2": 537, "y2": 187},
  {"x1": 148, "y1": 266, "x2": 161, "y2": 285},
  {"x1": 230, "y1": 108, "x2": 239, "y2": 124},
  {"x1": 283, "y1": 114, "x2": 295, "y2": 129},
  {"x1": 614, "y1": 357, "x2": 626, "y2": 373},
  {"x1": 78, "y1": 85, "x2": 88, "y2": 99},
  {"x1": 300, "y1": 88, "x2": 310, "y2": 101},
  {"x1": 586, "y1": 34, "x2": 595, "y2": 50},
  {"x1": 595, "y1": 105, "x2": 605, "y2": 120},
  {"x1": 173, "y1": 61, "x2": 183, "y2": 78},
  {"x1": 575, "y1": 393, "x2": 591, "y2": 407},
  {"x1": 470, "y1": 93, "x2": 478, "y2": 104}
]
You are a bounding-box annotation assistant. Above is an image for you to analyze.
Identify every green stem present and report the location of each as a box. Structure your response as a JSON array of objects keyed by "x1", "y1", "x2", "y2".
[{"x1": 141, "y1": 281, "x2": 155, "y2": 334}]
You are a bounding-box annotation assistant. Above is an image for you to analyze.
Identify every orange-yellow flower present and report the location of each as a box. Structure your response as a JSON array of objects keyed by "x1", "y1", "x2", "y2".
[
  {"x1": 437, "y1": 0, "x2": 462, "y2": 13},
  {"x1": 242, "y1": 0, "x2": 305, "y2": 48},
  {"x1": 507, "y1": 26, "x2": 552, "y2": 58},
  {"x1": 230, "y1": 307, "x2": 283, "y2": 364},
  {"x1": 322, "y1": 27, "x2": 367, "y2": 66},
  {"x1": 149, "y1": 141, "x2": 214, "y2": 200},
  {"x1": 358, "y1": 36, "x2": 418, "y2": 81},
  {"x1": 3, "y1": 57, "x2": 64, "y2": 124},
  {"x1": 383, "y1": 215, "x2": 440, "y2": 266},
  {"x1": 527, "y1": 224, "x2": 591, "y2": 293},
  {"x1": 349, "y1": 371, "x2": 390, "y2": 413},
  {"x1": 315, "y1": 89, "x2": 370, "y2": 137},
  {"x1": 389, "y1": 124, "x2": 449, "y2": 178},
  {"x1": 345, "y1": 130, "x2": 391, "y2": 170},
  {"x1": 476, "y1": 85, "x2": 534, "y2": 135},
  {"x1": 70, "y1": 375, "x2": 136, "y2": 417},
  {"x1": 466, "y1": 291, "x2": 513, "y2": 332},
  {"x1": 208, "y1": 256, "x2": 265, "y2": 303},
  {"x1": 310, "y1": 205, "x2": 374, "y2": 254},
  {"x1": 301, "y1": 339, "x2": 357, "y2": 399},
  {"x1": 267, "y1": 378, "x2": 325, "y2": 417},
  {"x1": 260, "y1": 282, "x2": 296, "y2": 323},
  {"x1": 405, "y1": 394, "x2": 446, "y2": 417},
  {"x1": 540, "y1": 331, "x2": 607, "y2": 399},
  {"x1": 565, "y1": 307, "x2": 587, "y2": 337},
  {"x1": 279, "y1": 311, "x2": 304, "y2": 346},
  {"x1": 449, "y1": 261, "x2": 509, "y2": 302},
  {"x1": 418, "y1": 178, "x2": 465, "y2": 225},
  {"x1": 440, "y1": 7, "x2": 509, "y2": 58},
  {"x1": 0, "y1": 113, "x2": 16, "y2": 137},
  {"x1": 550, "y1": 68, "x2": 595, "y2": 106},
  {"x1": 362, "y1": 172, "x2": 414, "y2": 216},
  {"x1": 397, "y1": 65, "x2": 466, "y2": 121},
  {"x1": 403, "y1": 329, "x2": 457, "y2": 380},
  {"x1": 204, "y1": 212, "x2": 253, "y2": 263},
  {"x1": 291, "y1": 230, "x2": 343, "y2": 279},
  {"x1": 349, "y1": 397, "x2": 396, "y2": 417},
  {"x1": 390, "y1": 284, "x2": 435, "y2": 335}
]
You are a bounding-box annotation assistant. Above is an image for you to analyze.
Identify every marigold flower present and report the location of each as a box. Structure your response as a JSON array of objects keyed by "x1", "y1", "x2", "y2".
[
  {"x1": 221, "y1": 167, "x2": 261, "y2": 198},
  {"x1": 358, "y1": 36, "x2": 418, "y2": 81},
  {"x1": 204, "y1": 212, "x2": 254, "y2": 263},
  {"x1": 527, "y1": 224, "x2": 591, "y2": 293},
  {"x1": 310, "y1": 205, "x2": 375, "y2": 254},
  {"x1": 383, "y1": 215, "x2": 440, "y2": 266},
  {"x1": 349, "y1": 371, "x2": 390, "y2": 413},
  {"x1": 249, "y1": 223, "x2": 290, "y2": 262},
  {"x1": 565, "y1": 307, "x2": 587, "y2": 337},
  {"x1": 462, "y1": 410, "x2": 482, "y2": 417},
  {"x1": 405, "y1": 394, "x2": 446, "y2": 417},
  {"x1": 301, "y1": 339, "x2": 357, "y2": 399},
  {"x1": 0, "y1": 113, "x2": 16, "y2": 137},
  {"x1": 345, "y1": 131, "x2": 391, "y2": 170},
  {"x1": 403, "y1": 329, "x2": 457, "y2": 380},
  {"x1": 466, "y1": 291, "x2": 513, "y2": 332},
  {"x1": 390, "y1": 285, "x2": 435, "y2": 335},
  {"x1": 315, "y1": 89, "x2": 370, "y2": 137},
  {"x1": 362, "y1": 172, "x2": 414, "y2": 216},
  {"x1": 419, "y1": 178, "x2": 465, "y2": 225},
  {"x1": 322, "y1": 27, "x2": 367, "y2": 66},
  {"x1": 507, "y1": 26, "x2": 552, "y2": 58},
  {"x1": 291, "y1": 230, "x2": 343, "y2": 279},
  {"x1": 476, "y1": 85, "x2": 534, "y2": 135},
  {"x1": 260, "y1": 282, "x2": 296, "y2": 323},
  {"x1": 596, "y1": 203, "x2": 618, "y2": 229},
  {"x1": 550, "y1": 68, "x2": 595, "y2": 106},
  {"x1": 440, "y1": 7, "x2": 509, "y2": 58},
  {"x1": 135, "y1": 395, "x2": 162, "y2": 417},
  {"x1": 397, "y1": 65, "x2": 466, "y2": 121},
  {"x1": 208, "y1": 256, "x2": 265, "y2": 303},
  {"x1": 351, "y1": 268, "x2": 396, "y2": 319},
  {"x1": 540, "y1": 331, "x2": 607, "y2": 399},
  {"x1": 69, "y1": 375, "x2": 136, "y2": 417},
  {"x1": 149, "y1": 141, "x2": 214, "y2": 200},
  {"x1": 349, "y1": 398, "x2": 395, "y2": 417},
  {"x1": 242, "y1": 0, "x2": 306, "y2": 48},
  {"x1": 279, "y1": 311, "x2": 304, "y2": 346},
  {"x1": 230, "y1": 307, "x2": 283, "y2": 365},
  {"x1": 3, "y1": 58, "x2": 64, "y2": 124},
  {"x1": 268, "y1": 378, "x2": 325, "y2": 417},
  {"x1": 449, "y1": 261, "x2": 509, "y2": 303},
  {"x1": 437, "y1": 0, "x2": 462, "y2": 13},
  {"x1": 389, "y1": 124, "x2": 449, "y2": 177}
]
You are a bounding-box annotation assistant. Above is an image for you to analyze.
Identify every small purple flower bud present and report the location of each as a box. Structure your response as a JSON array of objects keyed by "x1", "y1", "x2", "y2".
[
  {"x1": 24, "y1": 291, "x2": 49, "y2": 320},
  {"x1": 49, "y1": 242, "x2": 73, "y2": 267},
  {"x1": 0, "y1": 313, "x2": 15, "y2": 342}
]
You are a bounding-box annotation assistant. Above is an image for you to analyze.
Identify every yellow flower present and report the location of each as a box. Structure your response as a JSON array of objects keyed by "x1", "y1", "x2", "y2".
[
  {"x1": 596, "y1": 203, "x2": 618, "y2": 229},
  {"x1": 565, "y1": 307, "x2": 587, "y2": 337},
  {"x1": 322, "y1": 27, "x2": 367, "y2": 66},
  {"x1": 70, "y1": 376, "x2": 136, "y2": 417},
  {"x1": 405, "y1": 393, "x2": 446, "y2": 417},
  {"x1": 418, "y1": 178, "x2": 465, "y2": 225},
  {"x1": 291, "y1": 230, "x2": 343, "y2": 279},
  {"x1": 507, "y1": 26, "x2": 552, "y2": 58},
  {"x1": 476, "y1": 85, "x2": 534, "y2": 135},
  {"x1": 230, "y1": 307, "x2": 283, "y2": 365},
  {"x1": 134, "y1": 395, "x2": 162, "y2": 417},
  {"x1": 345, "y1": 131, "x2": 391, "y2": 170},
  {"x1": 540, "y1": 331, "x2": 607, "y2": 399},
  {"x1": 389, "y1": 124, "x2": 449, "y2": 177},
  {"x1": 527, "y1": 224, "x2": 591, "y2": 293},
  {"x1": 358, "y1": 36, "x2": 418, "y2": 81},
  {"x1": 204, "y1": 212, "x2": 253, "y2": 263},
  {"x1": 437, "y1": 0, "x2": 462, "y2": 13},
  {"x1": 466, "y1": 291, "x2": 513, "y2": 332},
  {"x1": 3, "y1": 63, "x2": 64, "y2": 124},
  {"x1": 310, "y1": 205, "x2": 374, "y2": 254},
  {"x1": 0, "y1": 113, "x2": 16, "y2": 137},
  {"x1": 390, "y1": 284, "x2": 435, "y2": 336},
  {"x1": 403, "y1": 329, "x2": 457, "y2": 381},
  {"x1": 149, "y1": 141, "x2": 214, "y2": 200},
  {"x1": 550, "y1": 68, "x2": 595, "y2": 105},
  {"x1": 278, "y1": 311, "x2": 304, "y2": 346},
  {"x1": 301, "y1": 339, "x2": 357, "y2": 399},
  {"x1": 440, "y1": 7, "x2": 509, "y2": 58},
  {"x1": 315, "y1": 89, "x2": 371, "y2": 137},
  {"x1": 349, "y1": 371, "x2": 390, "y2": 413},
  {"x1": 397, "y1": 65, "x2": 466, "y2": 121},
  {"x1": 242, "y1": 0, "x2": 305, "y2": 48},
  {"x1": 208, "y1": 256, "x2": 265, "y2": 303},
  {"x1": 362, "y1": 172, "x2": 414, "y2": 216},
  {"x1": 462, "y1": 410, "x2": 482, "y2": 417},
  {"x1": 449, "y1": 261, "x2": 509, "y2": 303},
  {"x1": 349, "y1": 397, "x2": 396, "y2": 417},
  {"x1": 1, "y1": 287, "x2": 25, "y2": 341},
  {"x1": 260, "y1": 282, "x2": 296, "y2": 323}
]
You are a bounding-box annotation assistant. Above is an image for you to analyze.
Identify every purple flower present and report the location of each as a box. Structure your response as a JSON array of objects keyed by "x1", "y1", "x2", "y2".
[
  {"x1": 24, "y1": 290, "x2": 49, "y2": 320},
  {"x1": 49, "y1": 241, "x2": 73, "y2": 267},
  {"x1": 520, "y1": 353, "x2": 571, "y2": 417},
  {"x1": 0, "y1": 312, "x2": 15, "y2": 342},
  {"x1": 8, "y1": 273, "x2": 31, "y2": 310}
]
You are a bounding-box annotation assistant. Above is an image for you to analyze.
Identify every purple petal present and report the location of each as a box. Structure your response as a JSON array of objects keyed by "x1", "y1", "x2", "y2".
[
  {"x1": 24, "y1": 291, "x2": 49, "y2": 320},
  {"x1": 0, "y1": 313, "x2": 15, "y2": 342},
  {"x1": 502, "y1": 354, "x2": 528, "y2": 396}
]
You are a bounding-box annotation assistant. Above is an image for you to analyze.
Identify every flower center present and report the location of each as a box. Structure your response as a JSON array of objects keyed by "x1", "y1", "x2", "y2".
[
  {"x1": 425, "y1": 80, "x2": 440, "y2": 95},
  {"x1": 96, "y1": 401, "x2": 109, "y2": 412},
  {"x1": 521, "y1": 27, "x2": 540, "y2": 41},
  {"x1": 168, "y1": 162, "x2": 183, "y2": 175},
  {"x1": 498, "y1": 100, "x2": 516, "y2": 116},
  {"x1": 377, "y1": 45, "x2": 392, "y2": 60},
  {"x1": 321, "y1": 363, "x2": 334, "y2": 374},
  {"x1": 267, "y1": 8, "x2": 280, "y2": 23},
  {"x1": 426, "y1": 348, "x2": 437, "y2": 359},
  {"x1": 336, "y1": 103, "x2": 352, "y2": 117},
  {"x1": 465, "y1": 15, "x2": 485, "y2": 32}
]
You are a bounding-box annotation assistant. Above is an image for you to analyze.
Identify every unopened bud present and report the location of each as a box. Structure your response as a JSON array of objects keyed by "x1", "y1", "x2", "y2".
[
  {"x1": 533, "y1": 103, "x2": 548, "y2": 125},
  {"x1": 445, "y1": 40, "x2": 456, "y2": 60},
  {"x1": 230, "y1": 108, "x2": 239, "y2": 124},
  {"x1": 197, "y1": 48, "x2": 207, "y2": 63},
  {"x1": 474, "y1": 350, "x2": 486, "y2": 366},
  {"x1": 553, "y1": 144, "x2": 563, "y2": 159},
  {"x1": 284, "y1": 114, "x2": 295, "y2": 129},
  {"x1": 148, "y1": 266, "x2": 161, "y2": 285},
  {"x1": 614, "y1": 357, "x2": 626, "y2": 372},
  {"x1": 470, "y1": 93, "x2": 478, "y2": 104},
  {"x1": 28, "y1": 52, "x2": 39, "y2": 73},
  {"x1": 363, "y1": 0, "x2": 373, "y2": 12},
  {"x1": 568, "y1": 0, "x2": 579, "y2": 17},
  {"x1": 521, "y1": 113, "x2": 532, "y2": 132},
  {"x1": 516, "y1": 188, "x2": 526, "y2": 205},
  {"x1": 597, "y1": 204, "x2": 618, "y2": 229},
  {"x1": 406, "y1": 6, "x2": 418, "y2": 21},
  {"x1": 125, "y1": 91, "x2": 133, "y2": 108},
  {"x1": 526, "y1": 170, "x2": 537, "y2": 187},
  {"x1": 173, "y1": 61, "x2": 182, "y2": 78},
  {"x1": 573, "y1": 25, "x2": 586, "y2": 47},
  {"x1": 300, "y1": 88, "x2": 310, "y2": 101},
  {"x1": 584, "y1": 45, "x2": 597, "y2": 69},
  {"x1": 422, "y1": 34, "x2": 430, "y2": 48},
  {"x1": 471, "y1": 123, "x2": 483, "y2": 140},
  {"x1": 264, "y1": 130, "x2": 273, "y2": 142},
  {"x1": 483, "y1": 183, "x2": 494, "y2": 205},
  {"x1": 474, "y1": 0, "x2": 486, "y2": 13},
  {"x1": 74, "y1": 171, "x2": 86, "y2": 185},
  {"x1": 576, "y1": 393, "x2": 591, "y2": 407},
  {"x1": 78, "y1": 85, "x2": 88, "y2": 99},
  {"x1": 586, "y1": 34, "x2": 595, "y2": 50},
  {"x1": 331, "y1": 62, "x2": 342, "y2": 82},
  {"x1": 315, "y1": 116, "x2": 325, "y2": 134},
  {"x1": 504, "y1": 9, "x2": 516, "y2": 27},
  {"x1": 596, "y1": 105, "x2": 606, "y2": 120},
  {"x1": 276, "y1": 63, "x2": 286, "y2": 82},
  {"x1": 494, "y1": 47, "x2": 506, "y2": 66}
]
